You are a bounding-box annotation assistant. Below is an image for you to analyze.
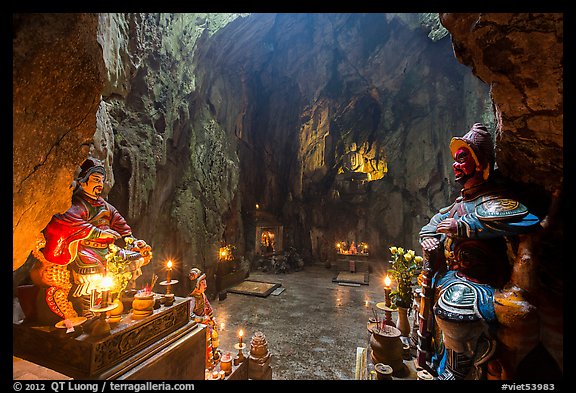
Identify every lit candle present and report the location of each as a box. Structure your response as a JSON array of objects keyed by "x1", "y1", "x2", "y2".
[
  {"x1": 384, "y1": 274, "x2": 392, "y2": 307},
  {"x1": 220, "y1": 322, "x2": 225, "y2": 331},
  {"x1": 166, "y1": 260, "x2": 173, "y2": 283},
  {"x1": 100, "y1": 275, "x2": 114, "y2": 308},
  {"x1": 384, "y1": 274, "x2": 391, "y2": 289},
  {"x1": 239, "y1": 329, "x2": 244, "y2": 347}
]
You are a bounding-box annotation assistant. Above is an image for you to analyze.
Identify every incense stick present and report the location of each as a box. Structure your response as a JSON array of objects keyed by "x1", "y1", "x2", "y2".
[{"x1": 150, "y1": 274, "x2": 158, "y2": 291}]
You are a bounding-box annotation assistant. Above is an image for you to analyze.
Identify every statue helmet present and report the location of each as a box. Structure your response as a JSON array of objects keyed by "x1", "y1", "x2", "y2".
[
  {"x1": 189, "y1": 267, "x2": 206, "y2": 290},
  {"x1": 77, "y1": 157, "x2": 106, "y2": 183},
  {"x1": 449, "y1": 123, "x2": 495, "y2": 181}
]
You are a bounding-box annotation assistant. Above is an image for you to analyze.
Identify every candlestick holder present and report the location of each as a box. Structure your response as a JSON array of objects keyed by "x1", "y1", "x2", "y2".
[
  {"x1": 233, "y1": 342, "x2": 246, "y2": 365},
  {"x1": 376, "y1": 301, "x2": 396, "y2": 328},
  {"x1": 159, "y1": 279, "x2": 179, "y2": 306},
  {"x1": 89, "y1": 302, "x2": 118, "y2": 337},
  {"x1": 54, "y1": 316, "x2": 87, "y2": 337}
]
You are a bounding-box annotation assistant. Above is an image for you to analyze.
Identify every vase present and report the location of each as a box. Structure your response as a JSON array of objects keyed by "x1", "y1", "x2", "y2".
[{"x1": 396, "y1": 306, "x2": 411, "y2": 337}]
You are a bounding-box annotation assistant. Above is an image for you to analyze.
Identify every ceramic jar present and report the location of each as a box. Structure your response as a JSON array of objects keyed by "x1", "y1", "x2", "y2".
[
  {"x1": 132, "y1": 292, "x2": 155, "y2": 319},
  {"x1": 369, "y1": 325, "x2": 408, "y2": 377}
]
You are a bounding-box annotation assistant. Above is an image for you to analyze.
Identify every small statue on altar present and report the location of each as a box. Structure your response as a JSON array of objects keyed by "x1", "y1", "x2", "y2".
[
  {"x1": 188, "y1": 267, "x2": 221, "y2": 369},
  {"x1": 418, "y1": 123, "x2": 542, "y2": 380},
  {"x1": 348, "y1": 241, "x2": 358, "y2": 254},
  {"x1": 29, "y1": 157, "x2": 152, "y2": 325}
]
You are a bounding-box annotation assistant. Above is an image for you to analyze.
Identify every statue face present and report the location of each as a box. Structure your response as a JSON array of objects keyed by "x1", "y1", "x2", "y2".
[
  {"x1": 452, "y1": 147, "x2": 477, "y2": 184},
  {"x1": 192, "y1": 278, "x2": 207, "y2": 294},
  {"x1": 81, "y1": 173, "x2": 105, "y2": 199},
  {"x1": 198, "y1": 278, "x2": 207, "y2": 293}
]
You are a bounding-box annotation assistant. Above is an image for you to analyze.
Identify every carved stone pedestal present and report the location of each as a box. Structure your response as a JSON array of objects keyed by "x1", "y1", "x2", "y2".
[
  {"x1": 13, "y1": 297, "x2": 206, "y2": 380},
  {"x1": 248, "y1": 331, "x2": 272, "y2": 380}
]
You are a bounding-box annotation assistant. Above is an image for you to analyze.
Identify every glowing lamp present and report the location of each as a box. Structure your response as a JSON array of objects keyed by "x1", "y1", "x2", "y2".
[{"x1": 100, "y1": 275, "x2": 114, "y2": 308}]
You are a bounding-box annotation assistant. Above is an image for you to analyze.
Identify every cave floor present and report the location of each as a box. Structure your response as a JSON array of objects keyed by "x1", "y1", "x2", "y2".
[{"x1": 212, "y1": 261, "x2": 418, "y2": 380}]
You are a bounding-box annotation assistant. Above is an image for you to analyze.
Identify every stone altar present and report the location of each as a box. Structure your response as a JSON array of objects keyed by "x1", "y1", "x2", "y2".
[{"x1": 13, "y1": 296, "x2": 206, "y2": 380}]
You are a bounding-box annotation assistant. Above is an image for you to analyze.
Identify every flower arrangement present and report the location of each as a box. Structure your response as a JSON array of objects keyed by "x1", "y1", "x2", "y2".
[
  {"x1": 388, "y1": 246, "x2": 423, "y2": 308},
  {"x1": 105, "y1": 243, "x2": 136, "y2": 301}
]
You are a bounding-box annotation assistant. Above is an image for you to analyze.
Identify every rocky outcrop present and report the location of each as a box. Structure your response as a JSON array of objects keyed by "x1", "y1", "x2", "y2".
[
  {"x1": 13, "y1": 14, "x2": 105, "y2": 275},
  {"x1": 439, "y1": 13, "x2": 563, "y2": 192},
  {"x1": 99, "y1": 13, "x2": 245, "y2": 294}
]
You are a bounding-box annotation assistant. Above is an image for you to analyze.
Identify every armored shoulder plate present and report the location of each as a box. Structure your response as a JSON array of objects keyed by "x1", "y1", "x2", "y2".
[
  {"x1": 475, "y1": 196, "x2": 528, "y2": 221},
  {"x1": 435, "y1": 281, "x2": 481, "y2": 322},
  {"x1": 434, "y1": 270, "x2": 496, "y2": 322}
]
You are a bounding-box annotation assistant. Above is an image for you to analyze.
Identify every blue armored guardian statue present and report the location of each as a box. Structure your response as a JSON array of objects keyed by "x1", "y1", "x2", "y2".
[{"x1": 418, "y1": 123, "x2": 541, "y2": 380}]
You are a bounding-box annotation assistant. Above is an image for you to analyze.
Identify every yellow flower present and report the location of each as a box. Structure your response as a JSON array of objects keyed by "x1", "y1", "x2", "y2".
[
  {"x1": 404, "y1": 253, "x2": 413, "y2": 262},
  {"x1": 389, "y1": 246, "x2": 397, "y2": 254},
  {"x1": 415, "y1": 256, "x2": 423, "y2": 264},
  {"x1": 397, "y1": 247, "x2": 404, "y2": 256}
]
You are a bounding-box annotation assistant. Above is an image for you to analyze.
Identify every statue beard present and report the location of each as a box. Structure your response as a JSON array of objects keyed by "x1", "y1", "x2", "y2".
[
  {"x1": 456, "y1": 169, "x2": 484, "y2": 188},
  {"x1": 83, "y1": 186, "x2": 102, "y2": 199},
  {"x1": 455, "y1": 172, "x2": 474, "y2": 185}
]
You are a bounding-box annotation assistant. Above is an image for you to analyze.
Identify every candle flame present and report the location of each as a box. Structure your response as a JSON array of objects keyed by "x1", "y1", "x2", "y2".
[
  {"x1": 167, "y1": 260, "x2": 173, "y2": 269},
  {"x1": 384, "y1": 275, "x2": 391, "y2": 287},
  {"x1": 101, "y1": 275, "x2": 114, "y2": 290},
  {"x1": 239, "y1": 329, "x2": 244, "y2": 337}
]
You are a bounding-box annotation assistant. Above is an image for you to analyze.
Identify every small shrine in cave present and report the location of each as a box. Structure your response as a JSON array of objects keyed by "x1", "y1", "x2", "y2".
[
  {"x1": 215, "y1": 243, "x2": 247, "y2": 297},
  {"x1": 12, "y1": 158, "x2": 208, "y2": 380},
  {"x1": 334, "y1": 142, "x2": 388, "y2": 196},
  {"x1": 254, "y1": 207, "x2": 283, "y2": 257},
  {"x1": 333, "y1": 240, "x2": 371, "y2": 274}
]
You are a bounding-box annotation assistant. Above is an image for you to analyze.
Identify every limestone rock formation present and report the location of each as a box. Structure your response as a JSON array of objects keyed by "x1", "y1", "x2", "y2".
[
  {"x1": 195, "y1": 13, "x2": 494, "y2": 259},
  {"x1": 13, "y1": 14, "x2": 105, "y2": 275},
  {"x1": 439, "y1": 13, "x2": 563, "y2": 192}
]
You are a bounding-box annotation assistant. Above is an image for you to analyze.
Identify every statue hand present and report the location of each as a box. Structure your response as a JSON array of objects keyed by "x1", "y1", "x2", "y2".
[
  {"x1": 101, "y1": 229, "x2": 121, "y2": 240},
  {"x1": 133, "y1": 239, "x2": 147, "y2": 249},
  {"x1": 129, "y1": 239, "x2": 153, "y2": 265},
  {"x1": 436, "y1": 218, "x2": 458, "y2": 235},
  {"x1": 421, "y1": 237, "x2": 440, "y2": 252}
]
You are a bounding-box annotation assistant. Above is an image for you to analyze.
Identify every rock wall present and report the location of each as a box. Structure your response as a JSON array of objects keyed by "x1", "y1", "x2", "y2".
[
  {"x1": 440, "y1": 13, "x2": 563, "y2": 192},
  {"x1": 195, "y1": 13, "x2": 494, "y2": 261},
  {"x1": 98, "y1": 13, "x2": 245, "y2": 295},
  {"x1": 13, "y1": 14, "x2": 105, "y2": 276},
  {"x1": 12, "y1": 13, "x2": 246, "y2": 297}
]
